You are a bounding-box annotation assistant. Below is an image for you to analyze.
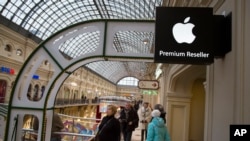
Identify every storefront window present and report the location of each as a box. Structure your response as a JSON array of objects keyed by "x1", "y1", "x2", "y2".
[
  {"x1": 27, "y1": 84, "x2": 32, "y2": 100},
  {"x1": 4, "y1": 44, "x2": 12, "y2": 52},
  {"x1": 23, "y1": 115, "x2": 39, "y2": 140},
  {"x1": 33, "y1": 84, "x2": 39, "y2": 101},
  {"x1": 0, "y1": 80, "x2": 7, "y2": 103},
  {"x1": 41, "y1": 86, "x2": 45, "y2": 98}
]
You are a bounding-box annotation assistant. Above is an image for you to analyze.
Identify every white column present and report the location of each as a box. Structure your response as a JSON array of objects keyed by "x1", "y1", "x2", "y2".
[
  {"x1": 44, "y1": 110, "x2": 53, "y2": 141},
  {"x1": 167, "y1": 96, "x2": 191, "y2": 141},
  {"x1": 206, "y1": 0, "x2": 250, "y2": 141}
]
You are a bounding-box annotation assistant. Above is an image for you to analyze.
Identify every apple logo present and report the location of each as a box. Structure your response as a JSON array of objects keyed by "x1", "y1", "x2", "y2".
[{"x1": 172, "y1": 17, "x2": 196, "y2": 44}]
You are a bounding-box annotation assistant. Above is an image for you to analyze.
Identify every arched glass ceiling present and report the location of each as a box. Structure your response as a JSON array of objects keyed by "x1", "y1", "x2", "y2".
[
  {"x1": 117, "y1": 77, "x2": 139, "y2": 86},
  {"x1": 0, "y1": 0, "x2": 162, "y2": 40},
  {"x1": 86, "y1": 61, "x2": 150, "y2": 83},
  {"x1": 0, "y1": 0, "x2": 160, "y2": 84},
  {"x1": 114, "y1": 31, "x2": 154, "y2": 54}
]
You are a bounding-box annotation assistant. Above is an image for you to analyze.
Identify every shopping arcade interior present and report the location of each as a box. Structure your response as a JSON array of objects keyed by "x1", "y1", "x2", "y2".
[{"x1": 2, "y1": 2, "x2": 236, "y2": 141}]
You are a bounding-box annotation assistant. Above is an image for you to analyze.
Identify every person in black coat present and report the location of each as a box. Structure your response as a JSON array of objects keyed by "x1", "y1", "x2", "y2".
[
  {"x1": 96, "y1": 105, "x2": 120, "y2": 141},
  {"x1": 119, "y1": 103, "x2": 139, "y2": 141}
]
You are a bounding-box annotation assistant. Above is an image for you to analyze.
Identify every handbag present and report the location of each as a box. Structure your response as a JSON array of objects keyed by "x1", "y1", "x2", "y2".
[
  {"x1": 88, "y1": 136, "x2": 96, "y2": 141},
  {"x1": 88, "y1": 134, "x2": 100, "y2": 141}
]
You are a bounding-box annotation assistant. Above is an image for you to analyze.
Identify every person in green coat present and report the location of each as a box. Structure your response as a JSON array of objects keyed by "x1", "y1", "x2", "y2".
[{"x1": 146, "y1": 110, "x2": 171, "y2": 141}]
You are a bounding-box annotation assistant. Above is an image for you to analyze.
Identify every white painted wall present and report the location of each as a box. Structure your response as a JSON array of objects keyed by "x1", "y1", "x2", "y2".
[
  {"x1": 164, "y1": 65, "x2": 206, "y2": 141},
  {"x1": 206, "y1": 0, "x2": 250, "y2": 141},
  {"x1": 167, "y1": 97, "x2": 191, "y2": 141},
  {"x1": 189, "y1": 79, "x2": 205, "y2": 141}
]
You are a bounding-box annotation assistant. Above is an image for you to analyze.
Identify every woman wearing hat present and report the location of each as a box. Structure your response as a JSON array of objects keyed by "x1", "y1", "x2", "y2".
[
  {"x1": 153, "y1": 104, "x2": 166, "y2": 123},
  {"x1": 146, "y1": 110, "x2": 171, "y2": 141}
]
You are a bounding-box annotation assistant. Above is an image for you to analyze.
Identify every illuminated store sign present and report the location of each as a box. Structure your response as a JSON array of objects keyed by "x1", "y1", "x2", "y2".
[
  {"x1": 141, "y1": 90, "x2": 158, "y2": 95},
  {"x1": 32, "y1": 74, "x2": 39, "y2": 80},
  {"x1": 138, "y1": 80, "x2": 159, "y2": 90},
  {"x1": 0, "y1": 66, "x2": 15, "y2": 75},
  {"x1": 154, "y1": 7, "x2": 231, "y2": 64}
]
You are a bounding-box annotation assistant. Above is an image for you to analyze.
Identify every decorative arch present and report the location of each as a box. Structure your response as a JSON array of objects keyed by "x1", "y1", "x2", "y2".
[
  {"x1": 5, "y1": 20, "x2": 154, "y2": 141},
  {"x1": 0, "y1": 76, "x2": 12, "y2": 98},
  {"x1": 4, "y1": 41, "x2": 15, "y2": 52},
  {"x1": 0, "y1": 75, "x2": 12, "y2": 83},
  {"x1": 167, "y1": 65, "x2": 206, "y2": 96}
]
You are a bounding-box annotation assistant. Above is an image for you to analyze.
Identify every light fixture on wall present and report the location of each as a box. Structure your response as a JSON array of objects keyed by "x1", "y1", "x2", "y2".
[
  {"x1": 142, "y1": 38, "x2": 149, "y2": 45},
  {"x1": 16, "y1": 49, "x2": 22, "y2": 56},
  {"x1": 87, "y1": 89, "x2": 92, "y2": 94},
  {"x1": 44, "y1": 60, "x2": 49, "y2": 65},
  {"x1": 155, "y1": 63, "x2": 163, "y2": 79},
  {"x1": 71, "y1": 82, "x2": 77, "y2": 86}
]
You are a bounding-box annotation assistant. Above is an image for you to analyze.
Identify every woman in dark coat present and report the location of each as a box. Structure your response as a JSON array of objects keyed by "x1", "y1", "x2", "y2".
[{"x1": 95, "y1": 105, "x2": 121, "y2": 141}]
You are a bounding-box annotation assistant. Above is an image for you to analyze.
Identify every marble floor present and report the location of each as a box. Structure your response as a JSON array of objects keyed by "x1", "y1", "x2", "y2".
[{"x1": 131, "y1": 128, "x2": 143, "y2": 141}]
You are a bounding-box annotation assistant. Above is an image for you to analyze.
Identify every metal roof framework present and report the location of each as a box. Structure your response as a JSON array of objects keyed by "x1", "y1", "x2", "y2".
[
  {"x1": 0, "y1": 0, "x2": 161, "y2": 84},
  {"x1": 0, "y1": 0, "x2": 161, "y2": 40},
  {"x1": 4, "y1": 19, "x2": 155, "y2": 141},
  {"x1": 0, "y1": 1, "x2": 163, "y2": 140},
  {"x1": 0, "y1": 0, "x2": 228, "y2": 141}
]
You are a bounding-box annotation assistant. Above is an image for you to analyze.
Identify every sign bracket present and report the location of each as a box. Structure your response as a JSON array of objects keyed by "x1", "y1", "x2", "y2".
[{"x1": 214, "y1": 12, "x2": 232, "y2": 58}]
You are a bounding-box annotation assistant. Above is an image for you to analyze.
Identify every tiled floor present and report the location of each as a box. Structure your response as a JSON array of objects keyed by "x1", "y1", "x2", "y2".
[{"x1": 1, "y1": 130, "x2": 143, "y2": 141}]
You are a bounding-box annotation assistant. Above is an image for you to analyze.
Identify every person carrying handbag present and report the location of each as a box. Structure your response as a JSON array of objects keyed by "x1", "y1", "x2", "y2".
[
  {"x1": 137, "y1": 102, "x2": 152, "y2": 141},
  {"x1": 94, "y1": 105, "x2": 120, "y2": 141}
]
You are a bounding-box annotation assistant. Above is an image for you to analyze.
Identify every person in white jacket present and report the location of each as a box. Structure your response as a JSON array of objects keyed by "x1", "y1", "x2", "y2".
[{"x1": 137, "y1": 102, "x2": 152, "y2": 141}]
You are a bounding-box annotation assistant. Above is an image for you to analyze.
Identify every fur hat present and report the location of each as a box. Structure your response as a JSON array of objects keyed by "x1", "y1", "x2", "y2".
[{"x1": 151, "y1": 109, "x2": 161, "y2": 117}]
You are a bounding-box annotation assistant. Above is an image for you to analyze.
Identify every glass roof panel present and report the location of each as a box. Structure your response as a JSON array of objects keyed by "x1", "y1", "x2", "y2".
[
  {"x1": 86, "y1": 61, "x2": 128, "y2": 83},
  {"x1": 113, "y1": 31, "x2": 154, "y2": 54},
  {"x1": 0, "y1": 0, "x2": 162, "y2": 40},
  {"x1": 117, "y1": 77, "x2": 139, "y2": 86},
  {"x1": 58, "y1": 31, "x2": 100, "y2": 60},
  {"x1": 86, "y1": 61, "x2": 151, "y2": 83},
  {"x1": 0, "y1": 0, "x2": 161, "y2": 84}
]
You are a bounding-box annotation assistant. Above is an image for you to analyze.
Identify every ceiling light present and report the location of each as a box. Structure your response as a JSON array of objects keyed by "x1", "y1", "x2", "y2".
[
  {"x1": 71, "y1": 82, "x2": 77, "y2": 86},
  {"x1": 143, "y1": 38, "x2": 149, "y2": 45}
]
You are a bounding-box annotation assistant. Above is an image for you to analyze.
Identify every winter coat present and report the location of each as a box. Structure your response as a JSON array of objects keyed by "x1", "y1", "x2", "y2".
[
  {"x1": 146, "y1": 117, "x2": 171, "y2": 141},
  {"x1": 96, "y1": 115, "x2": 120, "y2": 141},
  {"x1": 137, "y1": 107, "x2": 152, "y2": 130},
  {"x1": 119, "y1": 108, "x2": 139, "y2": 132}
]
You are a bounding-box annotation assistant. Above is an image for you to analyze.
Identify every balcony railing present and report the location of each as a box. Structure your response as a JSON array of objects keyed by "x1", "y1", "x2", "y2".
[
  {"x1": 55, "y1": 98, "x2": 100, "y2": 106},
  {"x1": 22, "y1": 129, "x2": 95, "y2": 141},
  {"x1": 22, "y1": 114, "x2": 101, "y2": 141},
  {"x1": 0, "y1": 103, "x2": 8, "y2": 118},
  {"x1": 0, "y1": 96, "x2": 8, "y2": 104}
]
